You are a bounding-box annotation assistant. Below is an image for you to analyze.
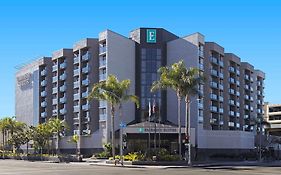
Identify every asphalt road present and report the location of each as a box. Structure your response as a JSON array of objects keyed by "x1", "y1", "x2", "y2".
[{"x1": 1, "y1": 160, "x2": 281, "y2": 175}]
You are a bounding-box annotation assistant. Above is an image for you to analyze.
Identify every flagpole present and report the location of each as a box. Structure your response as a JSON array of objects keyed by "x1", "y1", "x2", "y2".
[
  {"x1": 148, "y1": 99, "x2": 151, "y2": 153},
  {"x1": 153, "y1": 98, "x2": 156, "y2": 150},
  {"x1": 158, "y1": 98, "x2": 161, "y2": 150}
]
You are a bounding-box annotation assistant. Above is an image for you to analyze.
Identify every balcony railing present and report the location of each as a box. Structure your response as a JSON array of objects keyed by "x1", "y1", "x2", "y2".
[
  {"x1": 59, "y1": 85, "x2": 66, "y2": 92},
  {"x1": 99, "y1": 74, "x2": 107, "y2": 81},
  {"x1": 41, "y1": 91, "x2": 47, "y2": 97},
  {"x1": 41, "y1": 69, "x2": 47, "y2": 76},
  {"x1": 82, "y1": 79, "x2": 89, "y2": 86},
  {"x1": 60, "y1": 62, "x2": 66, "y2": 69},
  {"x1": 82, "y1": 66, "x2": 90, "y2": 74},
  {"x1": 82, "y1": 104, "x2": 89, "y2": 111},
  {"x1": 210, "y1": 57, "x2": 218, "y2": 64},
  {"x1": 41, "y1": 101, "x2": 47, "y2": 107},
  {"x1": 74, "y1": 56, "x2": 79, "y2": 64},
  {"x1": 82, "y1": 52, "x2": 91, "y2": 61},
  {"x1": 73, "y1": 105, "x2": 80, "y2": 113},
  {"x1": 41, "y1": 112, "x2": 47, "y2": 118},
  {"x1": 59, "y1": 73, "x2": 67, "y2": 81},
  {"x1": 52, "y1": 65, "x2": 58, "y2": 72},
  {"x1": 41, "y1": 80, "x2": 47, "y2": 86}
]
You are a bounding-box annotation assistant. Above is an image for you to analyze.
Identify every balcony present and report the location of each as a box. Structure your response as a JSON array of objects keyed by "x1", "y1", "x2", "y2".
[
  {"x1": 236, "y1": 102, "x2": 240, "y2": 107},
  {"x1": 228, "y1": 122, "x2": 235, "y2": 127},
  {"x1": 219, "y1": 84, "x2": 224, "y2": 90},
  {"x1": 245, "y1": 74, "x2": 250, "y2": 81},
  {"x1": 236, "y1": 91, "x2": 240, "y2": 96},
  {"x1": 99, "y1": 114, "x2": 107, "y2": 121},
  {"x1": 236, "y1": 70, "x2": 240, "y2": 76},
  {"x1": 74, "y1": 56, "x2": 79, "y2": 64},
  {"x1": 219, "y1": 73, "x2": 224, "y2": 79},
  {"x1": 82, "y1": 52, "x2": 91, "y2": 61},
  {"x1": 52, "y1": 76, "x2": 58, "y2": 83},
  {"x1": 41, "y1": 91, "x2": 47, "y2": 97},
  {"x1": 82, "y1": 66, "x2": 90, "y2": 74},
  {"x1": 41, "y1": 101, "x2": 47, "y2": 107},
  {"x1": 82, "y1": 79, "x2": 89, "y2": 86},
  {"x1": 210, "y1": 106, "x2": 218, "y2": 112},
  {"x1": 41, "y1": 69, "x2": 47, "y2": 76},
  {"x1": 82, "y1": 91, "x2": 88, "y2": 98},
  {"x1": 99, "y1": 100, "x2": 107, "y2": 108},
  {"x1": 236, "y1": 123, "x2": 240, "y2": 128},
  {"x1": 73, "y1": 93, "x2": 79, "y2": 100},
  {"x1": 74, "y1": 69, "x2": 79, "y2": 76},
  {"x1": 219, "y1": 96, "x2": 224, "y2": 102},
  {"x1": 229, "y1": 67, "x2": 235, "y2": 73},
  {"x1": 210, "y1": 94, "x2": 218, "y2": 100},
  {"x1": 99, "y1": 59, "x2": 106, "y2": 68},
  {"x1": 229, "y1": 111, "x2": 235, "y2": 117},
  {"x1": 52, "y1": 110, "x2": 57, "y2": 116},
  {"x1": 210, "y1": 118, "x2": 217, "y2": 124},
  {"x1": 244, "y1": 95, "x2": 249, "y2": 100},
  {"x1": 52, "y1": 87, "x2": 58, "y2": 94},
  {"x1": 52, "y1": 99, "x2": 58, "y2": 104},
  {"x1": 211, "y1": 69, "x2": 218, "y2": 77},
  {"x1": 198, "y1": 103, "x2": 203, "y2": 109},
  {"x1": 236, "y1": 112, "x2": 240, "y2": 117},
  {"x1": 229, "y1": 78, "x2": 235, "y2": 84},
  {"x1": 229, "y1": 89, "x2": 235, "y2": 95},
  {"x1": 219, "y1": 121, "x2": 224, "y2": 125},
  {"x1": 52, "y1": 65, "x2": 58, "y2": 72},
  {"x1": 99, "y1": 74, "x2": 107, "y2": 81},
  {"x1": 82, "y1": 104, "x2": 89, "y2": 111},
  {"x1": 229, "y1": 100, "x2": 235, "y2": 106},
  {"x1": 82, "y1": 129, "x2": 91, "y2": 135},
  {"x1": 219, "y1": 108, "x2": 224, "y2": 113},
  {"x1": 244, "y1": 115, "x2": 249, "y2": 119},
  {"x1": 60, "y1": 62, "x2": 66, "y2": 69},
  {"x1": 245, "y1": 85, "x2": 250, "y2": 90},
  {"x1": 73, "y1": 81, "x2": 79, "y2": 89},
  {"x1": 99, "y1": 46, "x2": 107, "y2": 54},
  {"x1": 74, "y1": 105, "x2": 80, "y2": 113},
  {"x1": 199, "y1": 63, "x2": 204, "y2": 71},
  {"x1": 59, "y1": 85, "x2": 66, "y2": 92},
  {"x1": 236, "y1": 80, "x2": 240, "y2": 86},
  {"x1": 41, "y1": 112, "x2": 47, "y2": 118},
  {"x1": 210, "y1": 57, "x2": 218, "y2": 64},
  {"x1": 60, "y1": 97, "x2": 66, "y2": 103},
  {"x1": 219, "y1": 60, "x2": 224, "y2": 67},
  {"x1": 59, "y1": 73, "x2": 67, "y2": 81},
  {"x1": 244, "y1": 105, "x2": 249, "y2": 110},
  {"x1": 41, "y1": 80, "x2": 47, "y2": 86},
  {"x1": 73, "y1": 118, "x2": 79, "y2": 125},
  {"x1": 210, "y1": 81, "x2": 218, "y2": 89},
  {"x1": 60, "y1": 108, "x2": 67, "y2": 115}
]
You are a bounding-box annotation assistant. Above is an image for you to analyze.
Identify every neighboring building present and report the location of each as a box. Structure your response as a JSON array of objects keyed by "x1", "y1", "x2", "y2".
[
  {"x1": 264, "y1": 103, "x2": 281, "y2": 136},
  {"x1": 15, "y1": 28, "x2": 265, "y2": 158}
]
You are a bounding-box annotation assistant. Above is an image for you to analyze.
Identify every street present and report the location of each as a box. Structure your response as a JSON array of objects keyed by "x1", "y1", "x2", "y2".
[{"x1": 1, "y1": 160, "x2": 281, "y2": 175}]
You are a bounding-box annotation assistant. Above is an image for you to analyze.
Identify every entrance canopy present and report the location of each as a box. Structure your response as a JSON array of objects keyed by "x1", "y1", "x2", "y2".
[{"x1": 124, "y1": 121, "x2": 185, "y2": 134}]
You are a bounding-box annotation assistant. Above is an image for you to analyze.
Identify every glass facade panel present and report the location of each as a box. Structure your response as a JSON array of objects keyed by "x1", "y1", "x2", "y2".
[{"x1": 140, "y1": 48, "x2": 162, "y2": 121}]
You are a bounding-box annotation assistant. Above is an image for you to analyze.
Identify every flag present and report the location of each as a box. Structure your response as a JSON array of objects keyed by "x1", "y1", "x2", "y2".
[
  {"x1": 152, "y1": 99, "x2": 156, "y2": 114},
  {"x1": 148, "y1": 100, "x2": 151, "y2": 117}
]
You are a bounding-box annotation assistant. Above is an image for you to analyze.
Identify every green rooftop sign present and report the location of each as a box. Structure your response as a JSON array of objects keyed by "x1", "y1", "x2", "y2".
[{"x1": 146, "y1": 29, "x2": 156, "y2": 43}]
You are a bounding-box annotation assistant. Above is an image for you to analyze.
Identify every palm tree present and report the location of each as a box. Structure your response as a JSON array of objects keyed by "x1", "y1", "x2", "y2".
[
  {"x1": 88, "y1": 75, "x2": 139, "y2": 159},
  {"x1": 0, "y1": 118, "x2": 9, "y2": 159},
  {"x1": 181, "y1": 67, "x2": 205, "y2": 165},
  {"x1": 151, "y1": 60, "x2": 204, "y2": 159},
  {"x1": 48, "y1": 117, "x2": 67, "y2": 155}
]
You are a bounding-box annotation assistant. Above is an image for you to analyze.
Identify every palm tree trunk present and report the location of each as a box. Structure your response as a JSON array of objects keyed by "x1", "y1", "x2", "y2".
[
  {"x1": 111, "y1": 105, "x2": 115, "y2": 159},
  {"x1": 185, "y1": 97, "x2": 191, "y2": 165},
  {"x1": 26, "y1": 141, "x2": 29, "y2": 156},
  {"x1": 177, "y1": 93, "x2": 182, "y2": 159},
  {"x1": 2, "y1": 130, "x2": 5, "y2": 159},
  {"x1": 57, "y1": 133, "x2": 60, "y2": 155}
]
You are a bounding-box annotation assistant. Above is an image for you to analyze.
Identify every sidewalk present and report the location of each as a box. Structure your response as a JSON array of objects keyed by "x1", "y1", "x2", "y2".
[{"x1": 84, "y1": 159, "x2": 281, "y2": 169}]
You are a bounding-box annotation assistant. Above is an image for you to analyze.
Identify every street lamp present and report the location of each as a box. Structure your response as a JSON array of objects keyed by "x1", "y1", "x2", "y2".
[{"x1": 185, "y1": 97, "x2": 203, "y2": 166}]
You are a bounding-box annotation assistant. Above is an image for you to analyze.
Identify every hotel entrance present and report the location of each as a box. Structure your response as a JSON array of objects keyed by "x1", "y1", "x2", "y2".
[{"x1": 124, "y1": 121, "x2": 185, "y2": 154}]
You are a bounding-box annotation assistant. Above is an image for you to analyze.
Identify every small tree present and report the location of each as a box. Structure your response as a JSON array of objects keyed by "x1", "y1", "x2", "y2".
[{"x1": 68, "y1": 134, "x2": 79, "y2": 155}]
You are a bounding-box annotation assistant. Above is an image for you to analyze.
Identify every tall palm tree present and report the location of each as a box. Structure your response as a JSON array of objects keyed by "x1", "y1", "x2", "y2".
[
  {"x1": 48, "y1": 117, "x2": 67, "y2": 155},
  {"x1": 181, "y1": 67, "x2": 205, "y2": 165},
  {"x1": 151, "y1": 60, "x2": 204, "y2": 159},
  {"x1": 88, "y1": 75, "x2": 139, "y2": 159}
]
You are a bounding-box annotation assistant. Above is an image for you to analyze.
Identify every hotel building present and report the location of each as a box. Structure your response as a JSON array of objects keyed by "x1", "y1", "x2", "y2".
[{"x1": 15, "y1": 28, "x2": 265, "y2": 157}]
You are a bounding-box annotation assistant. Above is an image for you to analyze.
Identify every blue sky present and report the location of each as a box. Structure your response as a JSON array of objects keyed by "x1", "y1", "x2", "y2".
[{"x1": 0, "y1": 0, "x2": 280, "y2": 118}]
